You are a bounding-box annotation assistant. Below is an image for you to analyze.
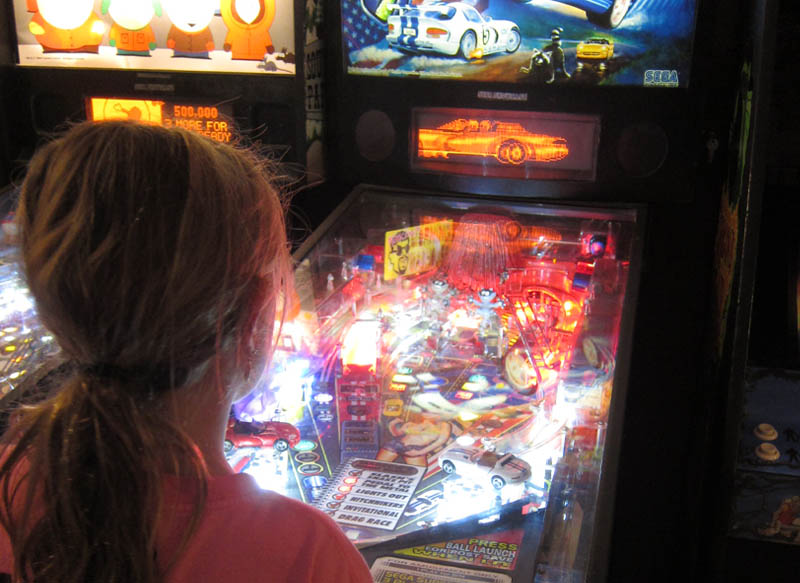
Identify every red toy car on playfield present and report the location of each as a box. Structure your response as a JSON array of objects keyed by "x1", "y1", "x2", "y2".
[{"x1": 224, "y1": 419, "x2": 301, "y2": 453}]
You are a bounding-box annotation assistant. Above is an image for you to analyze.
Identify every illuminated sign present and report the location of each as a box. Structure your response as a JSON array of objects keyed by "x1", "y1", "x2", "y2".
[
  {"x1": 87, "y1": 97, "x2": 234, "y2": 143},
  {"x1": 418, "y1": 119, "x2": 569, "y2": 166},
  {"x1": 412, "y1": 108, "x2": 600, "y2": 181},
  {"x1": 12, "y1": 0, "x2": 296, "y2": 75},
  {"x1": 342, "y1": 0, "x2": 697, "y2": 88}
]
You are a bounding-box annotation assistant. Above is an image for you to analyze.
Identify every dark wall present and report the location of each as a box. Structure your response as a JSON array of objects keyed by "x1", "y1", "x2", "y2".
[
  {"x1": 714, "y1": 3, "x2": 800, "y2": 582},
  {"x1": 749, "y1": 2, "x2": 800, "y2": 367}
]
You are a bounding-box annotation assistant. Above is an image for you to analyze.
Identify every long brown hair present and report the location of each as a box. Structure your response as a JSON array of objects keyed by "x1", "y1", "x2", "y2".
[{"x1": 0, "y1": 121, "x2": 290, "y2": 582}]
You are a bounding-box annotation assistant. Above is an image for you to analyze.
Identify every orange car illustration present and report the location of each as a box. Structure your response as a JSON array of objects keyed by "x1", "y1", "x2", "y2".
[{"x1": 418, "y1": 119, "x2": 569, "y2": 165}]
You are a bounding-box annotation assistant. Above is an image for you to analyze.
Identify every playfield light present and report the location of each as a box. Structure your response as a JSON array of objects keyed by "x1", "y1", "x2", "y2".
[
  {"x1": 455, "y1": 435, "x2": 477, "y2": 446},
  {"x1": 457, "y1": 410, "x2": 480, "y2": 423},
  {"x1": 478, "y1": 513, "x2": 501, "y2": 525}
]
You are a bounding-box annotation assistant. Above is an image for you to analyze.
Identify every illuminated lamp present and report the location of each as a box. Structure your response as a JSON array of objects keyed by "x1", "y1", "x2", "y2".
[
  {"x1": 341, "y1": 320, "x2": 380, "y2": 370},
  {"x1": 38, "y1": 0, "x2": 95, "y2": 30},
  {"x1": 163, "y1": 0, "x2": 216, "y2": 33},
  {"x1": 460, "y1": 381, "x2": 485, "y2": 393},
  {"x1": 582, "y1": 234, "x2": 607, "y2": 258},
  {"x1": 234, "y1": 0, "x2": 262, "y2": 23},
  {"x1": 455, "y1": 435, "x2": 477, "y2": 446},
  {"x1": 293, "y1": 440, "x2": 317, "y2": 452},
  {"x1": 106, "y1": 0, "x2": 157, "y2": 31},
  {"x1": 426, "y1": 27, "x2": 448, "y2": 38},
  {"x1": 458, "y1": 410, "x2": 479, "y2": 422}
]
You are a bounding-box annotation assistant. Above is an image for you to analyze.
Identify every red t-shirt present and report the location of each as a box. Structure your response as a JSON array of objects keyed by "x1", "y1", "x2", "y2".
[{"x1": 0, "y1": 472, "x2": 373, "y2": 582}]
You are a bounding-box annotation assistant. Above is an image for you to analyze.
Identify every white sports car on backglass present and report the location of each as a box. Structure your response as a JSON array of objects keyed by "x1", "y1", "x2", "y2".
[{"x1": 387, "y1": 2, "x2": 522, "y2": 60}]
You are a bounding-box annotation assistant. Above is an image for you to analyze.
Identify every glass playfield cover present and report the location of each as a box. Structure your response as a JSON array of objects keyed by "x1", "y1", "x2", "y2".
[{"x1": 226, "y1": 186, "x2": 641, "y2": 580}]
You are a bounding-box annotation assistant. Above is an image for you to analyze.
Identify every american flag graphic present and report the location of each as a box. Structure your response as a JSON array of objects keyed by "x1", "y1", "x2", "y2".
[{"x1": 341, "y1": 0, "x2": 398, "y2": 54}]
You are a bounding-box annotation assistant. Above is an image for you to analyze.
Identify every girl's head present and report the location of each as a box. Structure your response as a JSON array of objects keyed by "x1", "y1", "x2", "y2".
[
  {"x1": 1, "y1": 120, "x2": 290, "y2": 582},
  {"x1": 19, "y1": 120, "x2": 289, "y2": 393}
]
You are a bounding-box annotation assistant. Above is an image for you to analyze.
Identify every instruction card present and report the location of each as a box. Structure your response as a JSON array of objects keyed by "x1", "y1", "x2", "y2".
[
  {"x1": 315, "y1": 459, "x2": 424, "y2": 530},
  {"x1": 371, "y1": 556, "x2": 512, "y2": 583}
]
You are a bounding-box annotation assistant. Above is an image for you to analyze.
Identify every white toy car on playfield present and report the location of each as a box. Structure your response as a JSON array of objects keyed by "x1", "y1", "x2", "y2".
[
  {"x1": 438, "y1": 442, "x2": 531, "y2": 489},
  {"x1": 386, "y1": 2, "x2": 522, "y2": 60}
]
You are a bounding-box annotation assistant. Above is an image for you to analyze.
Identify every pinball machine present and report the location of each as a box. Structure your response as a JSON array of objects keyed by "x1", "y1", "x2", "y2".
[
  {"x1": 230, "y1": 183, "x2": 641, "y2": 583},
  {"x1": 212, "y1": 0, "x2": 747, "y2": 581}
]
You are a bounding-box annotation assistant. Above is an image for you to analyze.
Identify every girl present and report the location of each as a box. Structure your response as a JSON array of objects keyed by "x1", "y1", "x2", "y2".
[{"x1": 0, "y1": 121, "x2": 372, "y2": 583}]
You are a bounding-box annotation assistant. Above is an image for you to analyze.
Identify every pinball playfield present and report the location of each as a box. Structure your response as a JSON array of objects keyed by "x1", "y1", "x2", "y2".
[{"x1": 223, "y1": 185, "x2": 638, "y2": 577}]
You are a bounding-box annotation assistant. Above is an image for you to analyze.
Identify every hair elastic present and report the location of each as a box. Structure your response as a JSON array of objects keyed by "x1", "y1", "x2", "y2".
[{"x1": 79, "y1": 362, "x2": 187, "y2": 392}]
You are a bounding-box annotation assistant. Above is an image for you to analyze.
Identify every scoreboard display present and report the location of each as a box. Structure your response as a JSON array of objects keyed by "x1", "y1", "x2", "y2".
[{"x1": 87, "y1": 97, "x2": 235, "y2": 143}]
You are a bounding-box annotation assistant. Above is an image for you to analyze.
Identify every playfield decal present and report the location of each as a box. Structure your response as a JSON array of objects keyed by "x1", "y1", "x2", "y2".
[
  {"x1": 393, "y1": 529, "x2": 524, "y2": 570},
  {"x1": 371, "y1": 556, "x2": 512, "y2": 583},
  {"x1": 385, "y1": 220, "x2": 454, "y2": 281},
  {"x1": 315, "y1": 458, "x2": 424, "y2": 530}
]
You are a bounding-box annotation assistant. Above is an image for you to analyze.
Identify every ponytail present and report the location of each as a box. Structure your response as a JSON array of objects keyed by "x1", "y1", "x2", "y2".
[
  {"x1": 1, "y1": 369, "x2": 207, "y2": 583},
  {"x1": 0, "y1": 120, "x2": 289, "y2": 582}
]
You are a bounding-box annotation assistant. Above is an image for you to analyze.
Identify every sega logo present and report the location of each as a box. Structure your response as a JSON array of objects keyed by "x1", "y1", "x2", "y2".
[{"x1": 643, "y1": 70, "x2": 680, "y2": 87}]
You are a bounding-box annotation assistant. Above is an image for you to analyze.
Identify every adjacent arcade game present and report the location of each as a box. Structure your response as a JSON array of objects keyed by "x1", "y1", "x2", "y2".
[
  {"x1": 700, "y1": 1, "x2": 800, "y2": 580},
  {"x1": 2, "y1": 0, "x2": 311, "y2": 178},
  {"x1": 0, "y1": 0, "x2": 314, "y2": 405},
  {"x1": 218, "y1": 1, "x2": 743, "y2": 583},
  {"x1": 0, "y1": 231, "x2": 59, "y2": 404}
]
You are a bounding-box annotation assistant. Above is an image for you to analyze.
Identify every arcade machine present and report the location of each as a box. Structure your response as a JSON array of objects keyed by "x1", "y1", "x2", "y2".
[
  {"x1": 0, "y1": 0, "x2": 314, "y2": 407},
  {"x1": 698, "y1": 1, "x2": 800, "y2": 580},
  {"x1": 2, "y1": 0, "x2": 309, "y2": 170},
  {"x1": 219, "y1": 1, "x2": 745, "y2": 583}
]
